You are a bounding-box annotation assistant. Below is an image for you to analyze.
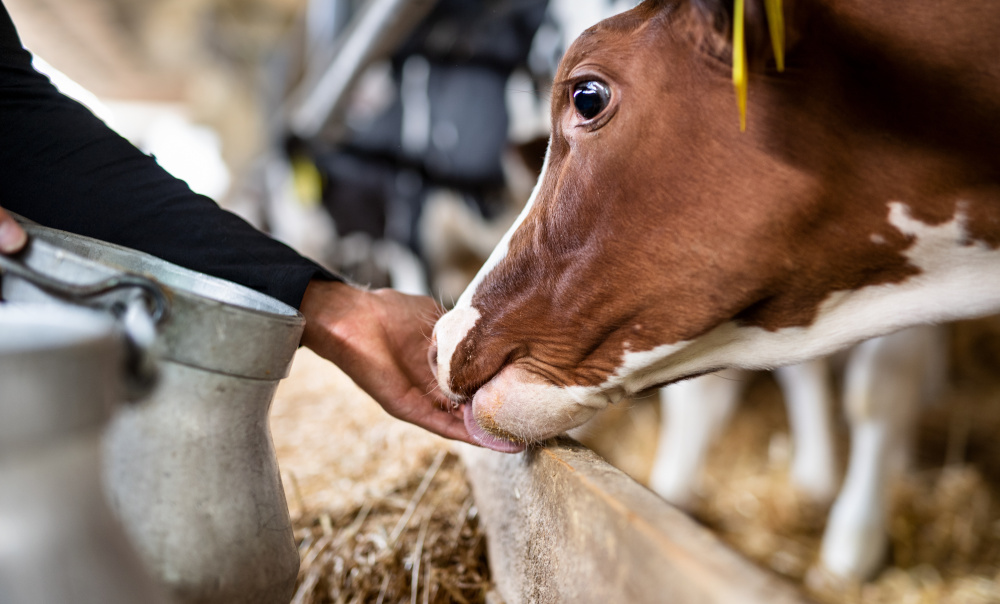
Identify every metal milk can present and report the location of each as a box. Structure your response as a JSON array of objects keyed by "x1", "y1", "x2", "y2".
[
  {"x1": 0, "y1": 303, "x2": 170, "y2": 604},
  {"x1": 1, "y1": 222, "x2": 305, "y2": 604}
]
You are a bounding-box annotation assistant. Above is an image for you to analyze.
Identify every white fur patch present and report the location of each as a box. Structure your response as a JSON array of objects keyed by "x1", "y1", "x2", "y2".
[
  {"x1": 470, "y1": 365, "x2": 606, "y2": 443},
  {"x1": 434, "y1": 143, "x2": 550, "y2": 396},
  {"x1": 432, "y1": 305, "x2": 480, "y2": 400}
]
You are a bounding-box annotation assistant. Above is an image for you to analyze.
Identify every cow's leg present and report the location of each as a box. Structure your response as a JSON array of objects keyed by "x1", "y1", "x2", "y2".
[
  {"x1": 774, "y1": 360, "x2": 838, "y2": 503},
  {"x1": 817, "y1": 326, "x2": 943, "y2": 581},
  {"x1": 650, "y1": 370, "x2": 746, "y2": 509}
]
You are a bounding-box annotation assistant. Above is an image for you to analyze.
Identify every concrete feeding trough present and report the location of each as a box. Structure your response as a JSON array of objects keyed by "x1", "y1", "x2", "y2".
[{"x1": 459, "y1": 437, "x2": 813, "y2": 604}]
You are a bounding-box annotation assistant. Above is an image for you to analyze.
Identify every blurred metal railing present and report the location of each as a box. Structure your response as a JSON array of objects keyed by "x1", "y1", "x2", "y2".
[{"x1": 287, "y1": 0, "x2": 439, "y2": 140}]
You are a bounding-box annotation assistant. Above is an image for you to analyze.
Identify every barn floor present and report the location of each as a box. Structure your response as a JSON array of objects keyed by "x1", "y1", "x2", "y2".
[
  {"x1": 269, "y1": 349, "x2": 491, "y2": 604},
  {"x1": 578, "y1": 317, "x2": 1000, "y2": 604}
]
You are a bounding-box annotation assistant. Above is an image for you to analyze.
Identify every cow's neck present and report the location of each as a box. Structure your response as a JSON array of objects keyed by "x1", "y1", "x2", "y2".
[
  {"x1": 610, "y1": 2, "x2": 1000, "y2": 394},
  {"x1": 606, "y1": 196, "x2": 1000, "y2": 394}
]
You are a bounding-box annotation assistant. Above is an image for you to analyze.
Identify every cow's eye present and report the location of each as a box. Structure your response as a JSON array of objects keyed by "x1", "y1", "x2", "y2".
[{"x1": 572, "y1": 81, "x2": 611, "y2": 120}]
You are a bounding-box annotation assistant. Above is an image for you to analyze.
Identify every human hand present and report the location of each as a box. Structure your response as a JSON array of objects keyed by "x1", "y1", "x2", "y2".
[
  {"x1": 0, "y1": 206, "x2": 26, "y2": 254},
  {"x1": 299, "y1": 280, "x2": 475, "y2": 445}
]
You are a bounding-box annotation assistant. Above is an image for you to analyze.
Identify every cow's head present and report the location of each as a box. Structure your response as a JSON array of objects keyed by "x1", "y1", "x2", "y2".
[{"x1": 432, "y1": 0, "x2": 1000, "y2": 451}]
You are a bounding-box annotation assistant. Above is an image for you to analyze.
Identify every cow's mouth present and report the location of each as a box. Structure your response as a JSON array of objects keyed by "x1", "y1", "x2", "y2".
[{"x1": 461, "y1": 402, "x2": 527, "y2": 453}]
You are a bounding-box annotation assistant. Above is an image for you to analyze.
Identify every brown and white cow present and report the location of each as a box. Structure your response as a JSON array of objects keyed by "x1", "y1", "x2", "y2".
[{"x1": 431, "y1": 0, "x2": 1000, "y2": 453}]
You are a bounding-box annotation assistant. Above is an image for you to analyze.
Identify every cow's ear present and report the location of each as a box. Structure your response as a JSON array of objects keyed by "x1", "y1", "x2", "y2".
[
  {"x1": 687, "y1": 0, "x2": 788, "y2": 73},
  {"x1": 687, "y1": 0, "x2": 791, "y2": 130}
]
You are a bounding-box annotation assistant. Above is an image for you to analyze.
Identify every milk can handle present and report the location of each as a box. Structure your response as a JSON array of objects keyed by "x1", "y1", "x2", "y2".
[
  {"x1": 0, "y1": 249, "x2": 169, "y2": 400},
  {"x1": 0, "y1": 253, "x2": 169, "y2": 323}
]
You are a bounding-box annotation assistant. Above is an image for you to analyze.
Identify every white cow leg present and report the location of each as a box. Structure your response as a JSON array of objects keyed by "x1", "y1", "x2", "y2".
[
  {"x1": 650, "y1": 370, "x2": 746, "y2": 510},
  {"x1": 774, "y1": 360, "x2": 838, "y2": 503},
  {"x1": 818, "y1": 328, "x2": 934, "y2": 581},
  {"x1": 818, "y1": 417, "x2": 892, "y2": 582}
]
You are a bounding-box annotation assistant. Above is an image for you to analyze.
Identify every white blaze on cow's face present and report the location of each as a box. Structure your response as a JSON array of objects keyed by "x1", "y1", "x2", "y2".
[
  {"x1": 432, "y1": 146, "x2": 612, "y2": 449},
  {"x1": 432, "y1": 0, "x2": 1000, "y2": 452},
  {"x1": 432, "y1": 145, "x2": 548, "y2": 403}
]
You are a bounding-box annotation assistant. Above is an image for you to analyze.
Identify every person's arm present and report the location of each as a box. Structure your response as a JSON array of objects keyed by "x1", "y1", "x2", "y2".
[
  {"x1": 0, "y1": 2, "x2": 330, "y2": 309},
  {"x1": 299, "y1": 280, "x2": 474, "y2": 444},
  {"x1": 0, "y1": 3, "x2": 473, "y2": 445},
  {"x1": 0, "y1": 204, "x2": 471, "y2": 444}
]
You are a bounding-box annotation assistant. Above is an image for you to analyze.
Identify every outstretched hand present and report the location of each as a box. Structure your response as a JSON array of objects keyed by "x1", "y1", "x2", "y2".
[
  {"x1": 299, "y1": 280, "x2": 475, "y2": 445},
  {"x1": 0, "y1": 206, "x2": 26, "y2": 254}
]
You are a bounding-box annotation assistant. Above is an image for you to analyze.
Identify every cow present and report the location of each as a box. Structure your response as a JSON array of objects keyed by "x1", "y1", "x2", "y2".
[
  {"x1": 430, "y1": 0, "x2": 1000, "y2": 449},
  {"x1": 428, "y1": 0, "x2": 1000, "y2": 579}
]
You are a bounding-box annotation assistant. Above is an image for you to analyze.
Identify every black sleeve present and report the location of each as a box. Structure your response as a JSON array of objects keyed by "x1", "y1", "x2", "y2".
[{"x1": 0, "y1": 3, "x2": 339, "y2": 310}]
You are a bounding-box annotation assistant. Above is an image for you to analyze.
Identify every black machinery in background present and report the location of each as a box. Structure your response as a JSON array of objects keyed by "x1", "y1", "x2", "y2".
[{"x1": 273, "y1": 0, "x2": 551, "y2": 293}]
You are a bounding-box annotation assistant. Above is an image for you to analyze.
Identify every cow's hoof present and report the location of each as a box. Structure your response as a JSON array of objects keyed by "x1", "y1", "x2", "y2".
[
  {"x1": 648, "y1": 474, "x2": 698, "y2": 511},
  {"x1": 804, "y1": 563, "x2": 862, "y2": 594},
  {"x1": 814, "y1": 518, "x2": 888, "y2": 582}
]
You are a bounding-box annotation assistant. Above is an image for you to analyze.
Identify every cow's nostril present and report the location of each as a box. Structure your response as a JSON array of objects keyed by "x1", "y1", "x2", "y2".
[{"x1": 427, "y1": 340, "x2": 439, "y2": 380}]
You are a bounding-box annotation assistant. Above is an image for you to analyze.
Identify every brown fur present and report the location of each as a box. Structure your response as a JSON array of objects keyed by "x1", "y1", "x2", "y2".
[{"x1": 447, "y1": 0, "x2": 1000, "y2": 398}]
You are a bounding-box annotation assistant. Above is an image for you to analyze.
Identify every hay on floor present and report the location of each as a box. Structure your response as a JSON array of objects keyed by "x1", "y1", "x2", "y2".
[{"x1": 269, "y1": 349, "x2": 491, "y2": 604}]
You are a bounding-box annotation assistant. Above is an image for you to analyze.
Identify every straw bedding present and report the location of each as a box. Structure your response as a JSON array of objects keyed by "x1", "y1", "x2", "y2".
[{"x1": 269, "y1": 349, "x2": 491, "y2": 604}]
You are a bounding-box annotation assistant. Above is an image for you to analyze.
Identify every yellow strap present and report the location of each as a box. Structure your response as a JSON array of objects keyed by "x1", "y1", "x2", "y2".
[{"x1": 733, "y1": 0, "x2": 748, "y2": 131}]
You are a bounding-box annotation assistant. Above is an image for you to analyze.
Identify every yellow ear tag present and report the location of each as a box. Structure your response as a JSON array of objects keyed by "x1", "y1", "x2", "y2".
[
  {"x1": 733, "y1": 0, "x2": 784, "y2": 132},
  {"x1": 733, "y1": 0, "x2": 748, "y2": 131}
]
